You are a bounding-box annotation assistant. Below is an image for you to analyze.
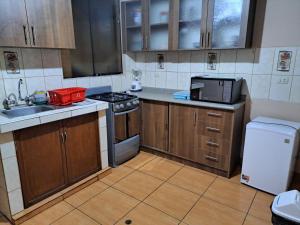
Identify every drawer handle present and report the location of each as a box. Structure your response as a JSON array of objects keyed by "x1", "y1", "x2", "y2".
[
  {"x1": 207, "y1": 141, "x2": 219, "y2": 147},
  {"x1": 206, "y1": 127, "x2": 221, "y2": 133},
  {"x1": 207, "y1": 112, "x2": 222, "y2": 118},
  {"x1": 205, "y1": 155, "x2": 218, "y2": 162}
]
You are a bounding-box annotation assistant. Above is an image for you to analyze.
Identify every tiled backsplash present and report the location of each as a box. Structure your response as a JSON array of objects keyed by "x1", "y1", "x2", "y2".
[
  {"x1": 123, "y1": 47, "x2": 300, "y2": 104},
  {"x1": 0, "y1": 48, "x2": 125, "y2": 108}
]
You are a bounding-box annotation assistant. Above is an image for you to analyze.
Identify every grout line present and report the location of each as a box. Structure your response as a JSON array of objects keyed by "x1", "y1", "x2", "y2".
[{"x1": 242, "y1": 191, "x2": 258, "y2": 225}]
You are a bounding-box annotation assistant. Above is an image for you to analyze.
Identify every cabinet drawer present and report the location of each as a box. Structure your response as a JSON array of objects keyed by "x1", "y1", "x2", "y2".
[
  {"x1": 198, "y1": 108, "x2": 232, "y2": 124},
  {"x1": 198, "y1": 121, "x2": 231, "y2": 140},
  {"x1": 199, "y1": 150, "x2": 229, "y2": 171},
  {"x1": 200, "y1": 136, "x2": 230, "y2": 155}
]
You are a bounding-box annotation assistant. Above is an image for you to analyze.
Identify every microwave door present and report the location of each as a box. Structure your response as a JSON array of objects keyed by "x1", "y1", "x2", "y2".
[{"x1": 201, "y1": 80, "x2": 224, "y2": 102}]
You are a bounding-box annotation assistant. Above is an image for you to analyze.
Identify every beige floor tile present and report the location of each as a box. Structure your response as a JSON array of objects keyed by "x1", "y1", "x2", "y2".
[
  {"x1": 168, "y1": 167, "x2": 215, "y2": 195},
  {"x1": 124, "y1": 151, "x2": 157, "y2": 169},
  {"x1": 244, "y1": 215, "x2": 272, "y2": 225},
  {"x1": 218, "y1": 169, "x2": 241, "y2": 184},
  {"x1": 204, "y1": 178, "x2": 256, "y2": 212},
  {"x1": 183, "y1": 197, "x2": 246, "y2": 225},
  {"x1": 144, "y1": 182, "x2": 198, "y2": 220},
  {"x1": 0, "y1": 216, "x2": 11, "y2": 225},
  {"x1": 52, "y1": 209, "x2": 99, "y2": 225},
  {"x1": 116, "y1": 202, "x2": 179, "y2": 225},
  {"x1": 78, "y1": 188, "x2": 139, "y2": 225},
  {"x1": 65, "y1": 181, "x2": 109, "y2": 207},
  {"x1": 138, "y1": 157, "x2": 182, "y2": 180},
  {"x1": 248, "y1": 191, "x2": 274, "y2": 221},
  {"x1": 21, "y1": 201, "x2": 74, "y2": 225},
  {"x1": 113, "y1": 171, "x2": 163, "y2": 200},
  {"x1": 100, "y1": 165, "x2": 134, "y2": 186}
]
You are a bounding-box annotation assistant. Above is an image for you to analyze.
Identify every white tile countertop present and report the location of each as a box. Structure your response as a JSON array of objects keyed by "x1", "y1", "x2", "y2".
[
  {"x1": 132, "y1": 87, "x2": 245, "y2": 111},
  {"x1": 0, "y1": 99, "x2": 108, "y2": 133}
]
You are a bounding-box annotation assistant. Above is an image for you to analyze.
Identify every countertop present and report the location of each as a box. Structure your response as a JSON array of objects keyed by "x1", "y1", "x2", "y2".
[
  {"x1": 132, "y1": 87, "x2": 245, "y2": 111},
  {"x1": 0, "y1": 99, "x2": 108, "y2": 133}
]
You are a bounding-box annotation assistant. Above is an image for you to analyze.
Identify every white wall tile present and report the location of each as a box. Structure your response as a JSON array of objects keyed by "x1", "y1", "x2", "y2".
[
  {"x1": 155, "y1": 71, "x2": 167, "y2": 88},
  {"x1": 0, "y1": 79, "x2": 6, "y2": 108},
  {"x1": 112, "y1": 75, "x2": 122, "y2": 91},
  {"x1": 204, "y1": 50, "x2": 220, "y2": 74},
  {"x1": 0, "y1": 48, "x2": 25, "y2": 79},
  {"x1": 251, "y1": 75, "x2": 271, "y2": 99},
  {"x1": 100, "y1": 76, "x2": 112, "y2": 86},
  {"x1": 8, "y1": 189, "x2": 24, "y2": 215},
  {"x1": 76, "y1": 77, "x2": 90, "y2": 88},
  {"x1": 272, "y1": 47, "x2": 297, "y2": 76},
  {"x1": 41, "y1": 49, "x2": 63, "y2": 76},
  {"x1": 290, "y1": 76, "x2": 300, "y2": 103},
  {"x1": 4, "y1": 78, "x2": 28, "y2": 100},
  {"x1": 253, "y1": 48, "x2": 275, "y2": 75},
  {"x1": 0, "y1": 132, "x2": 16, "y2": 160},
  {"x1": 219, "y1": 50, "x2": 236, "y2": 74},
  {"x1": 235, "y1": 49, "x2": 255, "y2": 74},
  {"x1": 100, "y1": 127, "x2": 108, "y2": 151},
  {"x1": 166, "y1": 52, "x2": 178, "y2": 72},
  {"x1": 177, "y1": 72, "x2": 191, "y2": 90},
  {"x1": 0, "y1": 186, "x2": 11, "y2": 219},
  {"x1": 44, "y1": 76, "x2": 62, "y2": 90},
  {"x1": 145, "y1": 52, "x2": 156, "y2": 72},
  {"x1": 142, "y1": 71, "x2": 155, "y2": 87},
  {"x1": 135, "y1": 52, "x2": 145, "y2": 71},
  {"x1": 62, "y1": 78, "x2": 77, "y2": 88},
  {"x1": 269, "y1": 76, "x2": 292, "y2": 101},
  {"x1": 166, "y1": 72, "x2": 178, "y2": 89},
  {"x1": 25, "y1": 76, "x2": 46, "y2": 94},
  {"x1": 235, "y1": 74, "x2": 252, "y2": 96},
  {"x1": 21, "y1": 49, "x2": 44, "y2": 77},
  {"x1": 190, "y1": 51, "x2": 205, "y2": 73},
  {"x1": 124, "y1": 52, "x2": 136, "y2": 72},
  {"x1": 2, "y1": 157, "x2": 21, "y2": 192},
  {"x1": 178, "y1": 52, "x2": 191, "y2": 73},
  {"x1": 101, "y1": 150, "x2": 109, "y2": 169},
  {"x1": 89, "y1": 77, "x2": 102, "y2": 88},
  {"x1": 293, "y1": 48, "x2": 300, "y2": 75},
  {"x1": 121, "y1": 73, "x2": 132, "y2": 90}
]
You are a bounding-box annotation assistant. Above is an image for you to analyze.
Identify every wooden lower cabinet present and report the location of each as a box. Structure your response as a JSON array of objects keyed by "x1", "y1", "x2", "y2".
[
  {"x1": 14, "y1": 113, "x2": 101, "y2": 208},
  {"x1": 141, "y1": 100, "x2": 169, "y2": 152}
]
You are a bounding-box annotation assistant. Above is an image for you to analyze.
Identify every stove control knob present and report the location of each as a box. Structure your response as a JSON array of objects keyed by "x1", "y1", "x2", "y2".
[
  {"x1": 120, "y1": 104, "x2": 125, "y2": 109},
  {"x1": 133, "y1": 100, "x2": 139, "y2": 105},
  {"x1": 115, "y1": 105, "x2": 120, "y2": 110},
  {"x1": 127, "y1": 102, "x2": 132, "y2": 107}
]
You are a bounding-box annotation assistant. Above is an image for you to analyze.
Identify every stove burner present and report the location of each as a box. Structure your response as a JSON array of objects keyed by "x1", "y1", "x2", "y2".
[{"x1": 89, "y1": 92, "x2": 136, "y2": 103}]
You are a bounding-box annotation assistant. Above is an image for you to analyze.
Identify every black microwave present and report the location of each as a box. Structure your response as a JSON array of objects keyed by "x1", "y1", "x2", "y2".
[{"x1": 190, "y1": 77, "x2": 243, "y2": 104}]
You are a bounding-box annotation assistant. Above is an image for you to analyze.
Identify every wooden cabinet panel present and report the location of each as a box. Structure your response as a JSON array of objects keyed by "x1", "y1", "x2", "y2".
[
  {"x1": 25, "y1": 0, "x2": 75, "y2": 48},
  {"x1": 0, "y1": 0, "x2": 30, "y2": 47},
  {"x1": 128, "y1": 108, "x2": 141, "y2": 138},
  {"x1": 141, "y1": 100, "x2": 168, "y2": 151},
  {"x1": 115, "y1": 114, "x2": 127, "y2": 142},
  {"x1": 15, "y1": 122, "x2": 67, "y2": 208},
  {"x1": 64, "y1": 113, "x2": 101, "y2": 184},
  {"x1": 169, "y1": 104, "x2": 199, "y2": 161}
]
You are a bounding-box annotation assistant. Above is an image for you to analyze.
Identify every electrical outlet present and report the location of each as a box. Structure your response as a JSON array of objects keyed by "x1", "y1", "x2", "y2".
[
  {"x1": 157, "y1": 54, "x2": 164, "y2": 70},
  {"x1": 278, "y1": 77, "x2": 289, "y2": 84}
]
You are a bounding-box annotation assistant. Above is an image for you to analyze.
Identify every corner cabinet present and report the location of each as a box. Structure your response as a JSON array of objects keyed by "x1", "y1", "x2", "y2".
[
  {"x1": 0, "y1": 0, "x2": 75, "y2": 48},
  {"x1": 14, "y1": 113, "x2": 101, "y2": 208},
  {"x1": 121, "y1": 0, "x2": 255, "y2": 51}
]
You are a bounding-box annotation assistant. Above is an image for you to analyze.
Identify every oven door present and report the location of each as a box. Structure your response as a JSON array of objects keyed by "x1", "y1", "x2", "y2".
[{"x1": 114, "y1": 107, "x2": 140, "y2": 143}]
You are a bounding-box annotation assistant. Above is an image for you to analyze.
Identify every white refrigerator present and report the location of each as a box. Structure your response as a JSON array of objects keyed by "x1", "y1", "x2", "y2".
[{"x1": 241, "y1": 117, "x2": 300, "y2": 195}]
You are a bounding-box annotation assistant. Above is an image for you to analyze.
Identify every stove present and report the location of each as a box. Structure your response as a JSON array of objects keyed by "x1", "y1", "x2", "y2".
[
  {"x1": 88, "y1": 92, "x2": 139, "y2": 113},
  {"x1": 87, "y1": 88, "x2": 140, "y2": 167}
]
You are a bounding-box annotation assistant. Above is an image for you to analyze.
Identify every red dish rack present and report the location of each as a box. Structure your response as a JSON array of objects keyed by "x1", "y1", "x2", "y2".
[{"x1": 48, "y1": 87, "x2": 86, "y2": 106}]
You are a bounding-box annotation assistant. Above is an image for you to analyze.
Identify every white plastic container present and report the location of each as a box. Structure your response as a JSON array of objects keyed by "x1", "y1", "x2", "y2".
[{"x1": 271, "y1": 190, "x2": 300, "y2": 224}]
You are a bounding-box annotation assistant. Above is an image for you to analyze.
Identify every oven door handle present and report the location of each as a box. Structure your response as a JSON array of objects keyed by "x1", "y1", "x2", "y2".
[{"x1": 114, "y1": 107, "x2": 139, "y2": 116}]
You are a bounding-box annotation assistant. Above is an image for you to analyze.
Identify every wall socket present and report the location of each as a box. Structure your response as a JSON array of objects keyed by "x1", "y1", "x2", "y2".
[{"x1": 278, "y1": 77, "x2": 289, "y2": 84}]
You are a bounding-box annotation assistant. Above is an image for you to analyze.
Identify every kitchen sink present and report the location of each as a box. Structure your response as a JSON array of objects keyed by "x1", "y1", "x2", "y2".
[{"x1": 1, "y1": 105, "x2": 56, "y2": 118}]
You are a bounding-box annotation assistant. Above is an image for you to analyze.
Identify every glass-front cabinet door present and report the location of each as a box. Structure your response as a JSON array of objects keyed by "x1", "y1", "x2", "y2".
[
  {"x1": 177, "y1": 0, "x2": 207, "y2": 49},
  {"x1": 122, "y1": 0, "x2": 145, "y2": 51},
  {"x1": 147, "y1": 0, "x2": 170, "y2": 50},
  {"x1": 207, "y1": 0, "x2": 252, "y2": 49}
]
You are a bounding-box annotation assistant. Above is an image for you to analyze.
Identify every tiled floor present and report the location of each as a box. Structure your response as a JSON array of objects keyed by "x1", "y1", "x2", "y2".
[{"x1": 5, "y1": 151, "x2": 274, "y2": 225}]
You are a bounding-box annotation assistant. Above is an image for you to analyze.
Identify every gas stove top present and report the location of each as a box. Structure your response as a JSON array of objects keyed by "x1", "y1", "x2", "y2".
[{"x1": 88, "y1": 92, "x2": 136, "y2": 103}]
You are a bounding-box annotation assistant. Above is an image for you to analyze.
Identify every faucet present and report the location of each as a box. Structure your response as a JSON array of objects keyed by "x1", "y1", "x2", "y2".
[
  {"x1": 18, "y1": 78, "x2": 25, "y2": 101},
  {"x1": 3, "y1": 93, "x2": 18, "y2": 110}
]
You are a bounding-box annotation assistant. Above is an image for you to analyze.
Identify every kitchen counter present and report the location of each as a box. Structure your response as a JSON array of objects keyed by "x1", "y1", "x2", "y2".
[
  {"x1": 132, "y1": 87, "x2": 245, "y2": 111},
  {"x1": 0, "y1": 99, "x2": 108, "y2": 133}
]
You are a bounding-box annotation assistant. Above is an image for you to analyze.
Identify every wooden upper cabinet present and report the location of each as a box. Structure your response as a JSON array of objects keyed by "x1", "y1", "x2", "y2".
[
  {"x1": 15, "y1": 122, "x2": 67, "y2": 208},
  {"x1": 141, "y1": 100, "x2": 169, "y2": 152},
  {"x1": 63, "y1": 113, "x2": 101, "y2": 184},
  {"x1": 0, "y1": 0, "x2": 30, "y2": 47},
  {"x1": 25, "y1": 0, "x2": 75, "y2": 48}
]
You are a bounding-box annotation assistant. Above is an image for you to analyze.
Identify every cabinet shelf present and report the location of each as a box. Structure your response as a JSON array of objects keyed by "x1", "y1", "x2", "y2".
[
  {"x1": 150, "y1": 22, "x2": 169, "y2": 27},
  {"x1": 179, "y1": 19, "x2": 201, "y2": 24},
  {"x1": 126, "y1": 25, "x2": 142, "y2": 29}
]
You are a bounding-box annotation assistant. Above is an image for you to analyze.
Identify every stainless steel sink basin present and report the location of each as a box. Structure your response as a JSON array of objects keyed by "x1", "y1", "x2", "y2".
[{"x1": 1, "y1": 105, "x2": 55, "y2": 118}]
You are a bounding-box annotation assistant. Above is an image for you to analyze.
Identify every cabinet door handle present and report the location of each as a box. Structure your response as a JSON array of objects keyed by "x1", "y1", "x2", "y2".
[
  {"x1": 64, "y1": 131, "x2": 67, "y2": 142},
  {"x1": 207, "y1": 141, "x2": 219, "y2": 147},
  {"x1": 205, "y1": 155, "x2": 218, "y2": 162},
  {"x1": 60, "y1": 133, "x2": 65, "y2": 143},
  {"x1": 193, "y1": 112, "x2": 197, "y2": 126},
  {"x1": 31, "y1": 26, "x2": 36, "y2": 45},
  {"x1": 206, "y1": 127, "x2": 221, "y2": 133},
  {"x1": 207, "y1": 112, "x2": 222, "y2": 118},
  {"x1": 145, "y1": 36, "x2": 148, "y2": 50},
  {"x1": 206, "y1": 32, "x2": 210, "y2": 48},
  {"x1": 23, "y1": 25, "x2": 28, "y2": 45},
  {"x1": 200, "y1": 33, "x2": 204, "y2": 48}
]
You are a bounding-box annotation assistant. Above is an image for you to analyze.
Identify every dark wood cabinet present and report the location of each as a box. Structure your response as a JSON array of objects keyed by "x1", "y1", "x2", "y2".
[
  {"x1": 15, "y1": 113, "x2": 101, "y2": 207},
  {"x1": 63, "y1": 113, "x2": 101, "y2": 184},
  {"x1": 141, "y1": 100, "x2": 169, "y2": 152},
  {"x1": 0, "y1": 0, "x2": 75, "y2": 48},
  {"x1": 15, "y1": 122, "x2": 67, "y2": 208}
]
